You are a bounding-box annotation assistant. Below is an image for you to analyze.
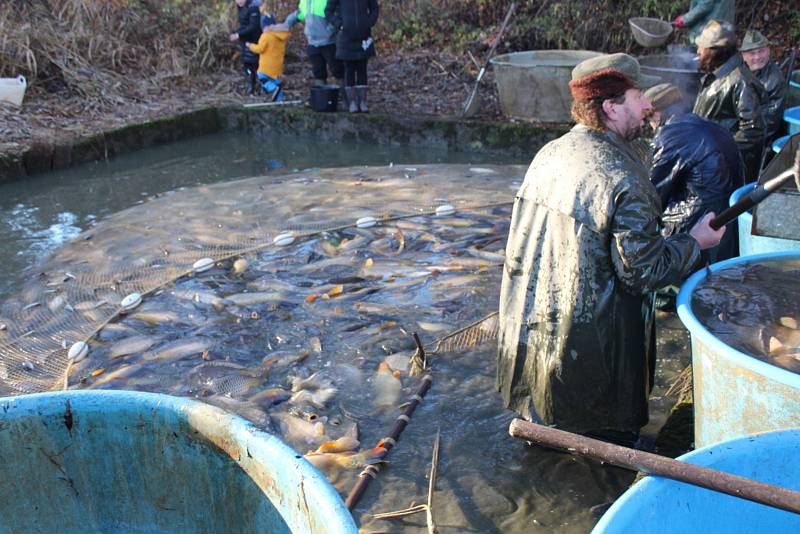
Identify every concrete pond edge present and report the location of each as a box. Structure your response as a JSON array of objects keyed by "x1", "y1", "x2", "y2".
[{"x1": 0, "y1": 106, "x2": 569, "y2": 181}]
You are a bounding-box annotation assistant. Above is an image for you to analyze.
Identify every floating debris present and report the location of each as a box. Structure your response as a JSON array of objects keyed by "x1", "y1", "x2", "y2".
[
  {"x1": 192, "y1": 258, "x2": 215, "y2": 273},
  {"x1": 120, "y1": 292, "x2": 142, "y2": 311},
  {"x1": 68, "y1": 341, "x2": 89, "y2": 362}
]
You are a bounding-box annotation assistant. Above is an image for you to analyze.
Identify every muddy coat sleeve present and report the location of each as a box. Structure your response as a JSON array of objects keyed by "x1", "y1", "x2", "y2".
[{"x1": 610, "y1": 178, "x2": 701, "y2": 295}]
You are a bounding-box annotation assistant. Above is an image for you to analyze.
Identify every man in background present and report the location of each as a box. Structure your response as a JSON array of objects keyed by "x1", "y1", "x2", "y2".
[
  {"x1": 693, "y1": 20, "x2": 765, "y2": 183},
  {"x1": 647, "y1": 82, "x2": 742, "y2": 262},
  {"x1": 673, "y1": 0, "x2": 735, "y2": 46},
  {"x1": 740, "y1": 29, "x2": 788, "y2": 146}
]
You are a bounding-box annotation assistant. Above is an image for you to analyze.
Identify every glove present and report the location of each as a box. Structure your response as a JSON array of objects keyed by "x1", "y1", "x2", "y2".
[{"x1": 673, "y1": 15, "x2": 685, "y2": 28}]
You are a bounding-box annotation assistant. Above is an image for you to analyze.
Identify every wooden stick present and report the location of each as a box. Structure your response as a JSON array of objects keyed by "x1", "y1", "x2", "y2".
[
  {"x1": 426, "y1": 429, "x2": 440, "y2": 534},
  {"x1": 345, "y1": 374, "x2": 433, "y2": 510},
  {"x1": 370, "y1": 504, "x2": 427, "y2": 520},
  {"x1": 509, "y1": 419, "x2": 800, "y2": 515}
]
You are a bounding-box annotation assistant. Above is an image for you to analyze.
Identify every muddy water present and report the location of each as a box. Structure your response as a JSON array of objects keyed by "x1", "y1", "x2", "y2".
[
  {"x1": 692, "y1": 260, "x2": 800, "y2": 373},
  {"x1": 0, "y1": 152, "x2": 690, "y2": 532},
  {"x1": 0, "y1": 132, "x2": 515, "y2": 300}
]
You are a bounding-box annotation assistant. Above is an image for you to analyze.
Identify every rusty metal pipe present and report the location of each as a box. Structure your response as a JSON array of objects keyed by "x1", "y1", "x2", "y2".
[{"x1": 509, "y1": 419, "x2": 800, "y2": 515}]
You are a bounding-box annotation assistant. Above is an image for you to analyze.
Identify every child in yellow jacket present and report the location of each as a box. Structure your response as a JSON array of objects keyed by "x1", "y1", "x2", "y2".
[{"x1": 247, "y1": 23, "x2": 291, "y2": 101}]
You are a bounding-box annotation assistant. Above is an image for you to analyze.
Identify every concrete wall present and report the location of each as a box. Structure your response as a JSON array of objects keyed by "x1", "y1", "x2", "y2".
[{"x1": 0, "y1": 106, "x2": 567, "y2": 181}]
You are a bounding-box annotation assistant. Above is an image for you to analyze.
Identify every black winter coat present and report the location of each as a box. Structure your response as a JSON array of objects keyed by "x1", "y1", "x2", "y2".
[
  {"x1": 325, "y1": 0, "x2": 379, "y2": 61},
  {"x1": 236, "y1": 5, "x2": 262, "y2": 65},
  {"x1": 650, "y1": 112, "x2": 742, "y2": 260},
  {"x1": 693, "y1": 53, "x2": 766, "y2": 183},
  {"x1": 753, "y1": 59, "x2": 788, "y2": 142}
]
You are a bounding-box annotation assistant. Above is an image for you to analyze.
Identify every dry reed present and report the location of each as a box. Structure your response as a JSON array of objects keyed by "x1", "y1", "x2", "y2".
[{"x1": 0, "y1": 0, "x2": 232, "y2": 102}]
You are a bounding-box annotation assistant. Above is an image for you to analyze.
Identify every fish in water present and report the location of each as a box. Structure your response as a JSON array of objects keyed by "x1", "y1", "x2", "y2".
[
  {"x1": 232, "y1": 258, "x2": 248, "y2": 274},
  {"x1": 225, "y1": 292, "x2": 286, "y2": 307},
  {"x1": 312, "y1": 435, "x2": 360, "y2": 454},
  {"x1": 249, "y1": 387, "x2": 292, "y2": 407},
  {"x1": 303, "y1": 446, "x2": 387, "y2": 471},
  {"x1": 373, "y1": 361, "x2": 402, "y2": 409},
  {"x1": 290, "y1": 387, "x2": 337, "y2": 409},
  {"x1": 273, "y1": 412, "x2": 328, "y2": 445},
  {"x1": 108, "y1": 335, "x2": 162, "y2": 359},
  {"x1": 86, "y1": 363, "x2": 140, "y2": 389},
  {"x1": 290, "y1": 371, "x2": 331, "y2": 392},
  {"x1": 171, "y1": 289, "x2": 231, "y2": 309},
  {"x1": 143, "y1": 339, "x2": 211, "y2": 362},
  {"x1": 127, "y1": 311, "x2": 184, "y2": 325}
]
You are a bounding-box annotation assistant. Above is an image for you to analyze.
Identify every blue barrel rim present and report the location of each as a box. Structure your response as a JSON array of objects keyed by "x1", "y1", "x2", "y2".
[
  {"x1": 772, "y1": 134, "x2": 790, "y2": 154},
  {"x1": 0, "y1": 389, "x2": 358, "y2": 534},
  {"x1": 676, "y1": 251, "x2": 800, "y2": 388},
  {"x1": 592, "y1": 428, "x2": 800, "y2": 532},
  {"x1": 729, "y1": 182, "x2": 755, "y2": 220}
]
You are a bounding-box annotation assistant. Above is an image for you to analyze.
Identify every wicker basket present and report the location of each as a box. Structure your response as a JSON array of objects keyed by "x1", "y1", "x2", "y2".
[{"x1": 629, "y1": 17, "x2": 672, "y2": 48}]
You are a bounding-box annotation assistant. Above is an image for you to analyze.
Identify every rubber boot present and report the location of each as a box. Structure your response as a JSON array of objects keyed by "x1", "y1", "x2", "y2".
[
  {"x1": 345, "y1": 87, "x2": 358, "y2": 113},
  {"x1": 244, "y1": 66, "x2": 257, "y2": 96},
  {"x1": 336, "y1": 78, "x2": 348, "y2": 111},
  {"x1": 355, "y1": 85, "x2": 368, "y2": 113}
]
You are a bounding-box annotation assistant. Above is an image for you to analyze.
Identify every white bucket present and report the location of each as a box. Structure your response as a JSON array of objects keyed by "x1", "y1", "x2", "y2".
[{"x1": 0, "y1": 76, "x2": 27, "y2": 106}]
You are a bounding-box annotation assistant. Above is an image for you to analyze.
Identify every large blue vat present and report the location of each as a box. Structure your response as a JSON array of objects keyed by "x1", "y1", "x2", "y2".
[
  {"x1": 0, "y1": 390, "x2": 357, "y2": 533},
  {"x1": 730, "y1": 183, "x2": 800, "y2": 256},
  {"x1": 676, "y1": 251, "x2": 800, "y2": 447},
  {"x1": 593, "y1": 429, "x2": 800, "y2": 533}
]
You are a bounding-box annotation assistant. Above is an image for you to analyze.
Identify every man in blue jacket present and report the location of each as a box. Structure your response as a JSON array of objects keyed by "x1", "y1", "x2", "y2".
[{"x1": 646, "y1": 82, "x2": 742, "y2": 262}]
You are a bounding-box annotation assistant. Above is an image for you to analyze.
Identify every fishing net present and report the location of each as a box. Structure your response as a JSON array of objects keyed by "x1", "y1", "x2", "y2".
[{"x1": 0, "y1": 164, "x2": 521, "y2": 397}]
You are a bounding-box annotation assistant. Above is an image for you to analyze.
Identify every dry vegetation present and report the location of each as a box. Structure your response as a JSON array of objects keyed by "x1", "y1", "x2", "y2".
[
  {"x1": 0, "y1": 0, "x2": 797, "y2": 161},
  {"x1": 0, "y1": 0, "x2": 235, "y2": 102}
]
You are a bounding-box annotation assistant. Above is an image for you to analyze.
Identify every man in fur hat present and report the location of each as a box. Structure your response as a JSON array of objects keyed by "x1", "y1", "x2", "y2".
[{"x1": 497, "y1": 54, "x2": 725, "y2": 447}]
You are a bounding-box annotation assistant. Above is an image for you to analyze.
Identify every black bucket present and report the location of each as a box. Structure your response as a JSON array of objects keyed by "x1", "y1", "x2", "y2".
[{"x1": 310, "y1": 85, "x2": 340, "y2": 112}]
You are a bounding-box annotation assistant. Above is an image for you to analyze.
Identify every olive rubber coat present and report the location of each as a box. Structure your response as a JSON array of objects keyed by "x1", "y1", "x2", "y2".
[{"x1": 497, "y1": 125, "x2": 701, "y2": 434}]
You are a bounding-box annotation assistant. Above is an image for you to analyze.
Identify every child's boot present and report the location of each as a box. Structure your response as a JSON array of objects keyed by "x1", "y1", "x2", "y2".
[
  {"x1": 337, "y1": 78, "x2": 348, "y2": 111},
  {"x1": 345, "y1": 87, "x2": 358, "y2": 113},
  {"x1": 355, "y1": 85, "x2": 368, "y2": 113}
]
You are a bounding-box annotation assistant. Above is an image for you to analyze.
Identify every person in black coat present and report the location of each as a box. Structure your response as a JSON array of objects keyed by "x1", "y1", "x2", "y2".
[
  {"x1": 646, "y1": 83, "x2": 743, "y2": 262},
  {"x1": 230, "y1": 0, "x2": 263, "y2": 95},
  {"x1": 325, "y1": 0, "x2": 379, "y2": 112}
]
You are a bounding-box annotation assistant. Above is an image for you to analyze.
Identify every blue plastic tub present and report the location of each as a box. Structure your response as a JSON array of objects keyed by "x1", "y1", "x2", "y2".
[
  {"x1": 593, "y1": 429, "x2": 800, "y2": 533},
  {"x1": 785, "y1": 106, "x2": 800, "y2": 135},
  {"x1": 676, "y1": 251, "x2": 800, "y2": 447},
  {"x1": 729, "y1": 183, "x2": 800, "y2": 256},
  {"x1": 0, "y1": 390, "x2": 357, "y2": 534},
  {"x1": 772, "y1": 134, "x2": 790, "y2": 154}
]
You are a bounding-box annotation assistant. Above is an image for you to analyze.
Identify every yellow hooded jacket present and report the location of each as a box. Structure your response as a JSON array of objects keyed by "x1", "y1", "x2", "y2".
[{"x1": 247, "y1": 30, "x2": 291, "y2": 79}]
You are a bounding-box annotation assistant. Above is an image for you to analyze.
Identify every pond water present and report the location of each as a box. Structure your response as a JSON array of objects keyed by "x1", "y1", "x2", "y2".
[
  {"x1": 0, "y1": 133, "x2": 689, "y2": 533},
  {"x1": 0, "y1": 132, "x2": 520, "y2": 300}
]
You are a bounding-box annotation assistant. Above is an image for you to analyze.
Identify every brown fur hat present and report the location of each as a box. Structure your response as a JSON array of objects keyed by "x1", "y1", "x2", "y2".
[{"x1": 568, "y1": 68, "x2": 634, "y2": 102}]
